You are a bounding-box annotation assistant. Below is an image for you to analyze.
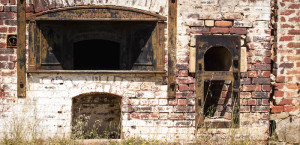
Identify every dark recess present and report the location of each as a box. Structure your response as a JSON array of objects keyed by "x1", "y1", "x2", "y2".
[
  {"x1": 204, "y1": 46, "x2": 232, "y2": 71},
  {"x1": 74, "y1": 39, "x2": 120, "y2": 70}
]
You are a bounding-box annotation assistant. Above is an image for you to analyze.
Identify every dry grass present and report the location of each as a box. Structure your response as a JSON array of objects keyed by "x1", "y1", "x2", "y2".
[{"x1": 0, "y1": 108, "x2": 255, "y2": 145}]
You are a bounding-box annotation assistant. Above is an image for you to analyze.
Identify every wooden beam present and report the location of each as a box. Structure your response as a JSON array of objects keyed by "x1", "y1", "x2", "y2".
[
  {"x1": 26, "y1": 6, "x2": 167, "y2": 21},
  {"x1": 168, "y1": 0, "x2": 177, "y2": 98},
  {"x1": 158, "y1": 22, "x2": 165, "y2": 71},
  {"x1": 17, "y1": 0, "x2": 26, "y2": 97}
]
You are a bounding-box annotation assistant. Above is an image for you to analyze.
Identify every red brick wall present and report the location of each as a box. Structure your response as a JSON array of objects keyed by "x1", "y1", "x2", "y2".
[
  {"x1": 0, "y1": 0, "x2": 17, "y2": 101},
  {"x1": 272, "y1": 0, "x2": 300, "y2": 115},
  {"x1": 269, "y1": 1, "x2": 300, "y2": 143}
]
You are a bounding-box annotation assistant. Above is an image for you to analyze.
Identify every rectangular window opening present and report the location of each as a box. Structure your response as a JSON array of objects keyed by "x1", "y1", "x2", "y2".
[{"x1": 31, "y1": 21, "x2": 164, "y2": 72}]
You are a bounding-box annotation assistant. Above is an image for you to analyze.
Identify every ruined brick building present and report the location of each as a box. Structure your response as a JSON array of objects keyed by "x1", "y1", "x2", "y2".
[{"x1": 0, "y1": 0, "x2": 299, "y2": 144}]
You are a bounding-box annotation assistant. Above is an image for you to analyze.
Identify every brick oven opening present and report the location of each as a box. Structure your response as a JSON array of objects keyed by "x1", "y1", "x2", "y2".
[
  {"x1": 74, "y1": 39, "x2": 120, "y2": 70},
  {"x1": 204, "y1": 46, "x2": 232, "y2": 71},
  {"x1": 72, "y1": 93, "x2": 121, "y2": 139}
]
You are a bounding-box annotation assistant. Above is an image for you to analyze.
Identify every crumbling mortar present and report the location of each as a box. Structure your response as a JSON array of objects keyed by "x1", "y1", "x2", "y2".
[
  {"x1": 149, "y1": 0, "x2": 153, "y2": 12},
  {"x1": 216, "y1": 1, "x2": 225, "y2": 20}
]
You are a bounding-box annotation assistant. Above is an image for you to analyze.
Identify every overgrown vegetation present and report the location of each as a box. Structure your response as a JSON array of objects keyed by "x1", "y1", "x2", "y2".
[
  {"x1": 72, "y1": 114, "x2": 121, "y2": 139},
  {"x1": 0, "y1": 112, "x2": 254, "y2": 145}
]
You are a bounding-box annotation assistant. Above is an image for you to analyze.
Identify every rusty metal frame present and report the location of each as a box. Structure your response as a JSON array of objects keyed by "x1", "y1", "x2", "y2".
[
  {"x1": 17, "y1": 0, "x2": 26, "y2": 97},
  {"x1": 167, "y1": 0, "x2": 177, "y2": 98},
  {"x1": 195, "y1": 35, "x2": 241, "y2": 128}
]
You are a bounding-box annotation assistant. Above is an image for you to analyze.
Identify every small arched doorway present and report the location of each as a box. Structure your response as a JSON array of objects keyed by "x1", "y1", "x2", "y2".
[{"x1": 72, "y1": 92, "x2": 121, "y2": 139}]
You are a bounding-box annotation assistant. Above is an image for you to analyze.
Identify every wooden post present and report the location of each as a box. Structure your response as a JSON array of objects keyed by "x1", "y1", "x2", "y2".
[
  {"x1": 168, "y1": 0, "x2": 177, "y2": 98},
  {"x1": 17, "y1": 0, "x2": 26, "y2": 97}
]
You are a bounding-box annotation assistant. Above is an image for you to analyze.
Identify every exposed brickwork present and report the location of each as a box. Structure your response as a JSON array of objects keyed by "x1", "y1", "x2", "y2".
[
  {"x1": 181, "y1": 0, "x2": 272, "y2": 142},
  {"x1": 272, "y1": 0, "x2": 299, "y2": 117},
  {"x1": 270, "y1": 0, "x2": 300, "y2": 144},
  {"x1": 215, "y1": 21, "x2": 233, "y2": 27},
  {"x1": 0, "y1": 0, "x2": 298, "y2": 144},
  {"x1": 0, "y1": 0, "x2": 17, "y2": 117}
]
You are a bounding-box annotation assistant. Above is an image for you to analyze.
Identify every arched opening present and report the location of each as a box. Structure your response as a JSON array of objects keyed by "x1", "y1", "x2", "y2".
[
  {"x1": 73, "y1": 39, "x2": 120, "y2": 70},
  {"x1": 72, "y1": 93, "x2": 121, "y2": 139},
  {"x1": 204, "y1": 46, "x2": 232, "y2": 71}
]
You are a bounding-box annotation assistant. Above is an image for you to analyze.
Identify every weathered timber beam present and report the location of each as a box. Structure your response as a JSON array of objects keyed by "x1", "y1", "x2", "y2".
[
  {"x1": 17, "y1": 0, "x2": 26, "y2": 97},
  {"x1": 26, "y1": 6, "x2": 167, "y2": 21},
  {"x1": 167, "y1": 0, "x2": 177, "y2": 98}
]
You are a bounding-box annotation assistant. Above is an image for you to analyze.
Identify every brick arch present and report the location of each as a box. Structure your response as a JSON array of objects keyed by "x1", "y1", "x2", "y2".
[
  {"x1": 71, "y1": 92, "x2": 122, "y2": 139},
  {"x1": 71, "y1": 92, "x2": 123, "y2": 99}
]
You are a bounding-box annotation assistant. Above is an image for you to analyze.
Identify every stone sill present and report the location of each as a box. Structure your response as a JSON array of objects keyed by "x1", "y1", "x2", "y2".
[
  {"x1": 203, "y1": 118, "x2": 235, "y2": 128},
  {"x1": 204, "y1": 118, "x2": 231, "y2": 122},
  {"x1": 27, "y1": 70, "x2": 167, "y2": 75}
]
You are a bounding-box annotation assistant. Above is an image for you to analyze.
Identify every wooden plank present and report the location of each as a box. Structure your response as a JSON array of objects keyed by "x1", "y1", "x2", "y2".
[
  {"x1": 157, "y1": 22, "x2": 165, "y2": 71},
  {"x1": 152, "y1": 23, "x2": 159, "y2": 71},
  {"x1": 28, "y1": 21, "x2": 36, "y2": 71},
  {"x1": 27, "y1": 6, "x2": 167, "y2": 21},
  {"x1": 17, "y1": 0, "x2": 26, "y2": 98},
  {"x1": 35, "y1": 24, "x2": 41, "y2": 69},
  {"x1": 152, "y1": 22, "x2": 165, "y2": 71},
  {"x1": 26, "y1": 70, "x2": 167, "y2": 74},
  {"x1": 35, "y1": 18, "x2": 161, "y2": 21},
  {"x1": 195, "y1": 73, "x2": 204, "y2": 129},
  {"x1": 168, "y1": 0, "x2": 177, "y2": 98}
]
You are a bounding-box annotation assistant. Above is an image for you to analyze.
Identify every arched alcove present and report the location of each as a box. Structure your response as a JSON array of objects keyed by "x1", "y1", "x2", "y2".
[
  {"x1": 73, "y1": 39, "x2": 120, "y2": 70},
  {"x1": 72, "y1": 92, "x2": 121, "y2": 139},
  {"x1": 204, "y1": 46, "x2": 232, "y2": 71}
]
